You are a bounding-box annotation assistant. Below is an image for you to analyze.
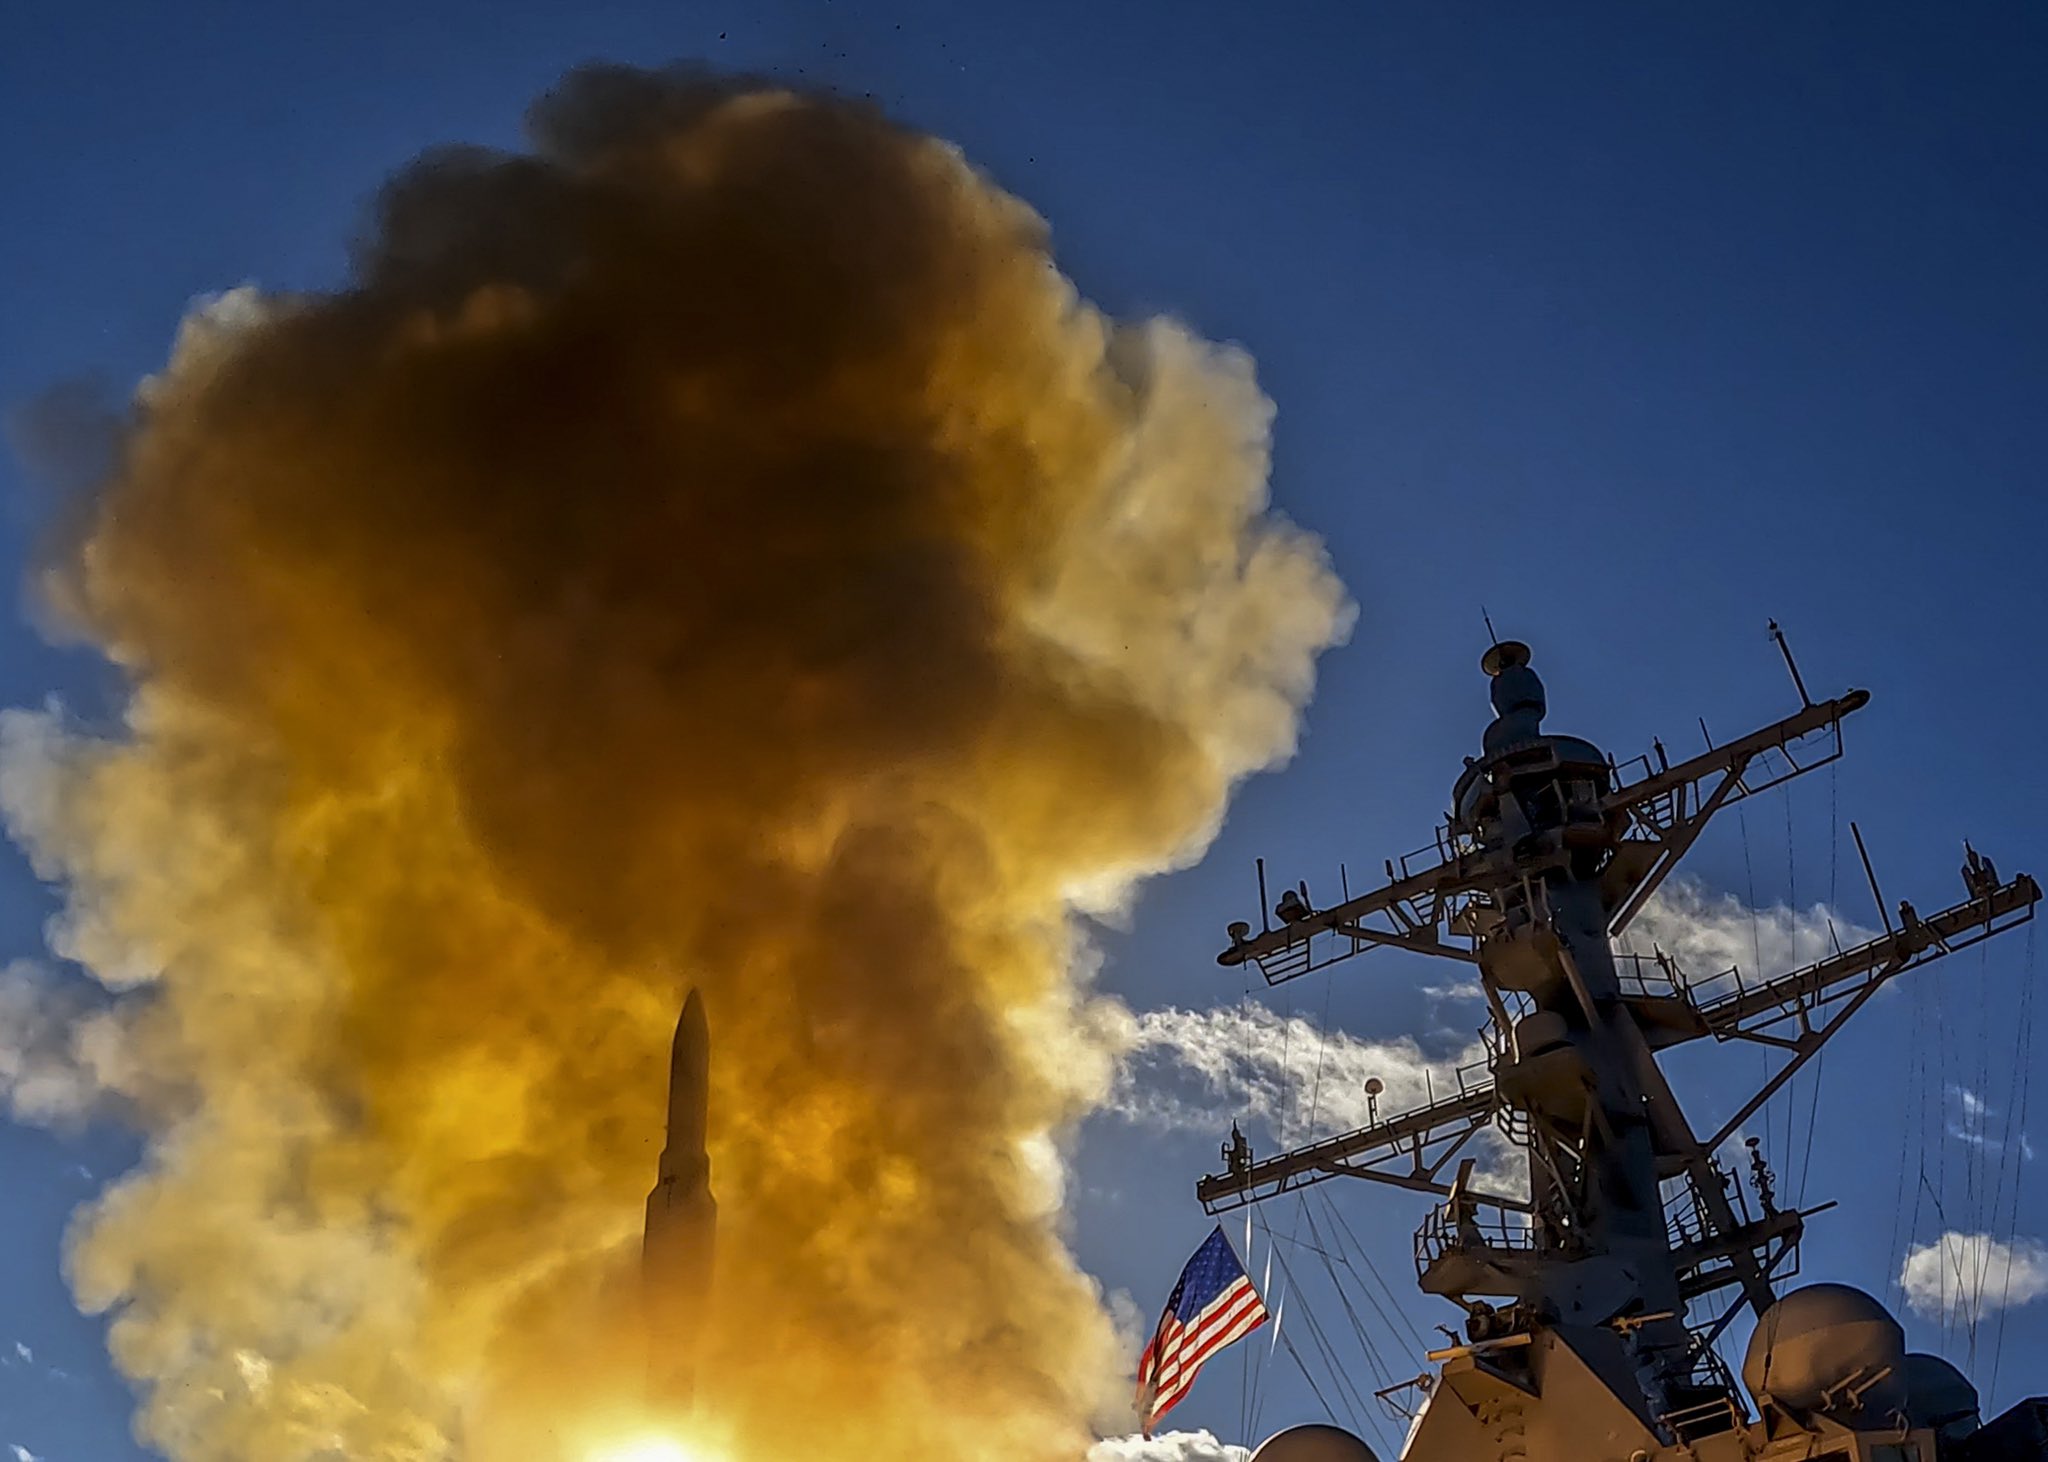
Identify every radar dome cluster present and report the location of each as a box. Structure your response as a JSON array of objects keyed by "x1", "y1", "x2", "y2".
[{"x1": 1249, "y1": 1424, "x2": 1382, "y2": 1462}]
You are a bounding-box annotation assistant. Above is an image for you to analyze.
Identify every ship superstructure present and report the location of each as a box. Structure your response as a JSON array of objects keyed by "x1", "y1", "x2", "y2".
[{"x1": 1204, "y1": 640, "x2": 2044, "y2": 1461}]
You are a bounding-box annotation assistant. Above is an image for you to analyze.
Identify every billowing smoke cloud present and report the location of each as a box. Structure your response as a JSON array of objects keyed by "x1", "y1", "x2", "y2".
[
  {"x1": 0, "y1": 959, "x2": 137, "y2": 1126},
  {"x1": 1, "y1": 66, "x2": 1350, "y2": 1462}
]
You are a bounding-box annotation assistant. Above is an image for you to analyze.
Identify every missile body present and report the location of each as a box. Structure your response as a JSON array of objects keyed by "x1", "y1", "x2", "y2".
[{"x1": 644, "y1": 987, "x2": 716, "y2": 1413}]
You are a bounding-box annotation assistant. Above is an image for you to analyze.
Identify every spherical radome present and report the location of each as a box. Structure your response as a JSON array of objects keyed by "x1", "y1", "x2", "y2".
[
  {"x1": 1248, "y1": 1423, "x2": 1381, "y2": 1462},
  {"x1": 1742, "y1": 1283, "x2": 1906, "y2": 1416},
  {"x1": 1902, "y1": 1351, "x2": 1981, "y2": 1440}
]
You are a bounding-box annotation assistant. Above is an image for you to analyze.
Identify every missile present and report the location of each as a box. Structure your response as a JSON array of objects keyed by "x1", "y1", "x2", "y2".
[{"x1": 644, "y1": 986, "x2": 716, "y2": 1413}]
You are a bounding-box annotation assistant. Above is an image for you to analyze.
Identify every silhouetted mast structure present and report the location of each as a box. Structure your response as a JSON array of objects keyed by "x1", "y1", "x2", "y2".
[{"x1": 1199, "y1": 637, "x2": 2039, "y2": 1444}]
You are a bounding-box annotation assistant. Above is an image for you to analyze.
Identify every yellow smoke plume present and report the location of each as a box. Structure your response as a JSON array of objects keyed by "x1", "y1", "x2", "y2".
[{"x1": 2, "y1": 65, "x2": 1349, "y2": 1462}]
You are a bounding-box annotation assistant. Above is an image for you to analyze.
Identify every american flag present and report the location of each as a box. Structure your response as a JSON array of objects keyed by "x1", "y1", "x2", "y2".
[{"x1": 1135, "y1": 1226, "x2": 1269, "y2": 1436}]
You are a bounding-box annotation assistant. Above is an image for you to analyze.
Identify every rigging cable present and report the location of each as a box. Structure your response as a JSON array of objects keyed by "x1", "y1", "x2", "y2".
[
  {"x1": 1988, "y1": 918, "x2": 2036, "y2": 1408},
  {"x1": 1304, "y1": 974, "x2": 1336, "y2": 1146},
  {"x1": 1246, "y1": 1193, "x2": 1281, "y2": 1437},
  {"x1": 1917, "y1": 1171, "x2": 1980, "y2": 1345},
  {"x1": 1258, "y1": 1214, "x2": 1384, "y2": 1448},
  {"x1": 1246, "y1": 1239, "x2": 1284, "y2": 1438},
  {"x1": 1975, "y1": 948, "x2": 2019, "y2": 1371},
  {"x1": 1786, "y1": 768, "x2": 1798, "y2": 928},
  {"x1": 1796, "y1": 1047, "x2": 1825, "y2": 1211},
  {"x1": 1935, "y1": 905, "x2": 1952, "y2": 1339},
  {"x1": 1975, "y1": 929, "x2": 2010, "y2": 1321},
  {"x1": 1738, "y1": 805, "x2": 1772, "y2": 1171},
  {"x1": 1786, "y1": 773, "x2": 1822, "y2": 1206},
  {"x1": 1801, "y1": 761, "x2": 1840, "y2": 1213},
  {"x1": 1251, "y1": 975, "x2": 1336, "y2": 1437},
  {"x1": 1783, "y1": 768, "x2": 1802, "y2": 1178},
  {"x1": 1233, "y1": 942, "x2": 1263, "y2": 1437},
  {"x1": 1250, "y1": 1214, "x2": 1347, "y2": 1434},
  {"x1": 1278, "y1": 987, "x2": 1296, "y2": 1144},
  {"x1": 1294, "y1": 1205, "x2": 1402, "y2": 1459},
  {"x1": 1898, "y1": 913, "x2": 1934, "y2": 1318},
  {"x1": 1964, "y1": 939, "x2": 1995, "y2": 1364},
  {"x1": 1247, "y1": 985, "x2": 1290, "y2": 1424},
  {"x1": 1239, "y1": 1209, "x2": 1254, "y2": 1440},
  {"x1": 1299, "y1": 1206, "x2": 1397, "y2": 1402},
  {"x1": 1304, "y1": 1191, "x2": 1413, "y2": 1379},
  {"x1": 1318, "y1": 1187, "x2": 1433, "y2": 1351},
  {"x1": 1828, "y1": 760, "x2": 1839, "y2": 910}
]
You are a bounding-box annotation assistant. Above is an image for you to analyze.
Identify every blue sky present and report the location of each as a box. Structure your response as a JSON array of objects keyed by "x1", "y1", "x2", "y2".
[{"x1": 3, "y1": 2, "x2": 2045, "y2": 1457}]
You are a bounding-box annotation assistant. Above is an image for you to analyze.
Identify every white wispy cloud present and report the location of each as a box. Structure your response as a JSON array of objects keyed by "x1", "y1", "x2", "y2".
[
  {"x1": 11, "y1": 1442, "x2": 43, "y2": 1462},
  {"x1": 1415, "y1": 982, "x2": 1483, "y2": 1003},
  {"x1": 1108, "y1": 1000, "x2": 1485, "y2": 1145},
  {"x1": 1900, "y1": 1231, "x2": 2048, "y2": 1319},
  {"x1": 1946, "y1": 1085, "x2": 2034, "y2": 1160},
  {"x1": 1089, "y1": 1430, "x2": 1249, "y2": 1462},
  {"x1": 11, "y1": 1342, "x2": 29, "y2": 1364},
  {"x1": 1622, "y1": 877, "x2": 1874, "y2": 979},
  {"x1": 1106, "y1": 1000, "x2": 1525, "y2": 1197}
]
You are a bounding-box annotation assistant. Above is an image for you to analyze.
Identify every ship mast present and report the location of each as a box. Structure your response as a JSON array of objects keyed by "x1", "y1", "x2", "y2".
[{"x1": 1198, "y1": 639, "x2": 2039, "y2": 1423}]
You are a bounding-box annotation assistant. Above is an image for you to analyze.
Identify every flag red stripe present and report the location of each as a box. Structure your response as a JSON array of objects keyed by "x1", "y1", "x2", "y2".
[
  {"x1": 1149, "y1": 1300, "x2": 1268, "y2": 1399},
  {"x1": 1148, "y1": 1285, "x2": 1262, "y2": 1385},
  {"x1": 1166, "y1": 1298, "x2": 1267, "y2": 1382},
  {"x1": 1146, "y1": 1279, "x2": 1258, "y2": 1368},
  {"x1": 1183, "y1": 1278, "x2": 1259, "y2": 1335},
  {"x1": 1145, "y1": 1309, "x2": 1268, "y2": 1426},
  {"x1": 1147, "y1": 1285, "x2": 1266, "y2": 1389}
]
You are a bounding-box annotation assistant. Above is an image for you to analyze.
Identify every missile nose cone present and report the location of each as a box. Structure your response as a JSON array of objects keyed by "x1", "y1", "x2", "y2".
[
  {"x1": 675, "y1": 987, "x2": 707, "y2": 1068},
  {"x1": 661, "y1": 987, "x2": 710, "y2": 1180}
]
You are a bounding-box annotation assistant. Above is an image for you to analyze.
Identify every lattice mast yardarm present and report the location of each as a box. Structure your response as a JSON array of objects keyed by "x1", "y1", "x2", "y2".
[{"x1": 1200, "y1": 639, "x2": 2040, "y2": 1457}]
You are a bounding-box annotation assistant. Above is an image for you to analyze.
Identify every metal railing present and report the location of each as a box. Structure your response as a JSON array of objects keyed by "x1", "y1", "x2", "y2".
[
  {"x1": 1612, "y1": 947, "x2": 1698, "y2": 999},
  {"x1": 1414, "y1": 1203, "x2": 1542, "y2": 1273}
]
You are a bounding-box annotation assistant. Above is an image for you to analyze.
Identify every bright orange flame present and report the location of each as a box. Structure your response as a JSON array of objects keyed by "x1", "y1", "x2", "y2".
[{"x1": 585, "y1": 1435, "x2": 715, "y2": 1462}]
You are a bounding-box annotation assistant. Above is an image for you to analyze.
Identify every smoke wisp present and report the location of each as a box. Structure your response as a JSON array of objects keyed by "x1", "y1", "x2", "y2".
[{"x1": 3, "y1": 66, "x2": 1349, "y2": 1462}]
